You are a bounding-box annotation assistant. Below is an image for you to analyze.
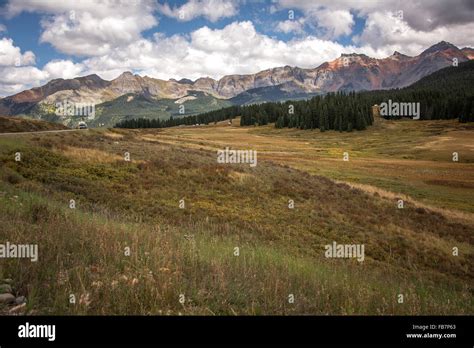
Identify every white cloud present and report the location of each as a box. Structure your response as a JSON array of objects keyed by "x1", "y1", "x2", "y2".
[
  {"x1": 0, "y1": 59, "x2": 85, "y2": 96},
  {"x1": 354, "y1": 11, "x2": 474, "y2": 54},
  {"x1": 274, "y1": 0, "x2": 474, "y2": 48},
  {"x1": 275, "y1": 0, "x2": 474, "y2": 29},
  {"x1": 0, "y1": 37, "x2": 42, "y2": 95},
  {"x1": 0, "y1": 65, "x2": 46, "y2": 85},
  {"x1": 43, "y1": 60, "x2": 84, "y2": 80},
  {"x1": 5, "y1": 0, "x2": 158, "y2": 57},
  {"x1": 276, "y1": 19, "x2": 305, "y2": 34},
  {"x1": 158, "y1": 0, "x2": 238, "y2": 22},
  {"x1": 0, "y1": 65, "x2": 48, "y2": 96},
  {"x1": 307, "y1": 8, "x2": 354, "y2": 38},
  {"x1": 81, "y1": 21, "x2": 356, "y2": 81},
  {"x1": 275, "y1": 7, "x2": 354, "y2": 39},
  {"x1": 0, "y1": 37, "x2": 85, "y2": 95},
  {"x1": 0, "y1": 37, "x2": 35, "y2": 66}
]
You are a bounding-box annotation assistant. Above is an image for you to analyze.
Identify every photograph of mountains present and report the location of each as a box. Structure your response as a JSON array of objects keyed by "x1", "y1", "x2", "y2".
[{"x1": 0, "y1": 0, "x2": 473, "y2": 325}]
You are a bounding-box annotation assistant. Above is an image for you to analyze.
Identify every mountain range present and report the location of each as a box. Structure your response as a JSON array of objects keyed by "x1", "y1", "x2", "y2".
[{"x1": 0, "y1": 41, "x2": 472, "y2": 127}]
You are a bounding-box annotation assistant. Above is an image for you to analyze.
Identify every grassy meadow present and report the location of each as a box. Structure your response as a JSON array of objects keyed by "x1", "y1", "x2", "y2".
[{"x1": 0, "y1": 117, "x2": 473, "y2": 315}]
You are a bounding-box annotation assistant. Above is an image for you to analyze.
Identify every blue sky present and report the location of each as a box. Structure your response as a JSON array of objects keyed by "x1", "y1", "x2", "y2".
[
  {"x1": 0, "y1": 0, "x2": 472, "y2": 96},
  {"x1": 0, "y1": 1, "x2": 366, "y2": 70}
]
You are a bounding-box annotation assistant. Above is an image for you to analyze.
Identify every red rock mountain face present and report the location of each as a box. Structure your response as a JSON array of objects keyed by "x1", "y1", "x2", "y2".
[
  {"x1": 462, "y1": 47, "x2": 474, "y2": 59},
  {"x1": 0, "y1": 41, "x2": 472, "y2": 115},
  {"x1": 303, "y1": 41, "x2": 470, "y2": 94}
]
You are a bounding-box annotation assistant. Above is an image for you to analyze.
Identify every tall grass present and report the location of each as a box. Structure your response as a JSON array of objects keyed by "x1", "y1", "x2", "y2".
[{"x1": 0, "y1": 186, "x2": 471, "y2": 315}]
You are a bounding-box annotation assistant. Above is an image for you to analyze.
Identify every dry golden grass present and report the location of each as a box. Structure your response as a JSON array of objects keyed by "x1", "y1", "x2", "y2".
[
  {"x1": 340, "y1": 181, "x2": 474, "y2": 225},
  {"x1": 150, "y1": 118, "x2": 474, "y2": 214},
  {"x1": 228, "y1": 170, "x2": 254, "y2": 184},
  {"x1": 60, "y1": 146, "x2": 125, "y2": 163},
  {"x1": 103, "y1": 131, "x2": 125, "y2": 139}
]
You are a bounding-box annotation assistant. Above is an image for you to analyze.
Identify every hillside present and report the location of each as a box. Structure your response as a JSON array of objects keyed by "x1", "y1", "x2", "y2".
[
  {"x1": 408, "y1": 59, "x2": 474, "y2": 89},
  {"x1": 360, "y1": 60, "x2": 474, "y2": 122},
  {"x1": 229, "y1": 83, "x2": 320, "y2": 105},
  {"x1": 91, "y1": 91, "x2": 232, "y2": 127},
  {"x1": 22, "y1": 91, "x2": 232, "y2": 128},
  {"x1": 0, "y1": 116, "x2": 68, "y2": 133}
]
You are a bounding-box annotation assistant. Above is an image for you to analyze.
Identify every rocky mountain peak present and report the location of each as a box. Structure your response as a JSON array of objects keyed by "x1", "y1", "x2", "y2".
[
  {"x1": 421, "y1": 41, "x2": 459, "y2": 55},
  {"x1": 177, "y1": 78, "x2": 194, "y2": 85},
  {"x1": 340, "y1": 53, "x2": 371, "y2": 59},
  {"x1": 75, "y1": 74, "x2": 109, "y2": 89},
  {"x1": 114, "y1": 71, "x2": 136, "y2": 81},
  {"x1": 392, "y1": 51, "x2": 405, "y2": 56},
  {"x1": 389, "y1": 51, "x2": 410, "y2": 60}
]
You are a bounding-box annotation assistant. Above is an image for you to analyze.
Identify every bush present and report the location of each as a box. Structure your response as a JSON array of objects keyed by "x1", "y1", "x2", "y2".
[
  {"x1": 3, "y1": 168, "x2": 23, "y2": 185},
  {"x1": 29, "y1": 201, "x2": 54, "y2": 223}
]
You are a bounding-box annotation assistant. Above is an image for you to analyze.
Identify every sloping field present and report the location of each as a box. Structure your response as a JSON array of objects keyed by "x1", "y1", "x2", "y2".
[
  {"x1": 0, "y1": 116, "x2": 68, "y2": 133},
  {"x1": 0, "y1": 123, "x2": 472, "y2": 315}
]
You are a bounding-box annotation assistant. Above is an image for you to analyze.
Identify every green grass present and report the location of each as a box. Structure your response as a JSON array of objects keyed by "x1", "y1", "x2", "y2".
[
  {"x1": 0, "y1": 184, "x2": 471, "y2": 315},
  {"x1": 0, "y1": 129, "x2": 472, "y2": 315}
]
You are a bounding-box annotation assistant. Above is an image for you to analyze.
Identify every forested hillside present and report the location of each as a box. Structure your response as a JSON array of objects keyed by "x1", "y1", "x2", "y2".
[
  {"x1": 115, "y1": 92, "x2": 374, "y2": 131},
  {"x1": 360, "y1": 60, "x2": 474, "y2": 123}
]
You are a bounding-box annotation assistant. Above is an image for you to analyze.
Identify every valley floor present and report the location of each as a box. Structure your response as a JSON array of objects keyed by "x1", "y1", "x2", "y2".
[
  {"x1": 157, "y1": 117, "x2": 474, "y2": 215},
  {"x1": 0, "y1": 117, "x2": 472, "y2": 315}
]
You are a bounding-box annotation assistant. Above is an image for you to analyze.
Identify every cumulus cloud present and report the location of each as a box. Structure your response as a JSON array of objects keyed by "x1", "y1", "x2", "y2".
[
  {"x1": 4, "y1": 0, "x2": 158, "y2": 56},
  {"x1": 0, "y1": 60, "x2": 85, "y2": 96},
  {"x1": 273, "y1": 5, "x2": 354, "y2": 39},
  {"x1": 308, "y1": 8, "x2": 354, "y2": 38},
  {"x1": 0, "y1": 37, "x2": 85, "y2": 95},
  {"x1": 81, "y1": 21, "x2": 359, "y2": 81},
  {"x1": 43, "y1": 60, "x2": 84, "y2": 79},
  {"x1": 275, "y1": 0, "x2": 474, "y2": 29},
  {"x1": 0, "y1": 37, "x2": 40, "y2": 95},
  {"x1": 0, "y1": 65, "x2": 46, "y2": 85},
  {"x1": 274, "y1": 0, "x2": 474, "y2": 49},
  {"x1": 275, "y1": 7, "x2": 354, "y2": 38},
  {"x1": 377, "y1": 0, "x2": 474, "y2": 31},
  {"x1": 353, "y1": 10, "x2": 474, "y2": 54},
  {"x1": 158, "y1": 0, "x2": 238, "y2": 22},
  {"x1": 0, "y1": 38, "x2": 46, "y2": 95},
  {"x1": 0, "y1": 37, "x2": 35, "y2": 66},
  {"x1": 276, "y1": 19, "x2": 305, "y2": 34}
]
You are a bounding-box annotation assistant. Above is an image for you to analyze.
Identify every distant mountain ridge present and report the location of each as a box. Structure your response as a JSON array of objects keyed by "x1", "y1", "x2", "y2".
[{"x1": 0, "y1": 41, "x2": 472, "y2": 125}]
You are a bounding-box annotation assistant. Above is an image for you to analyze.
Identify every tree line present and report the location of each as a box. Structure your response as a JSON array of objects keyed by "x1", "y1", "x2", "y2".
[{"x1": 115, "y1": 92, "x2": 374, "y2": 131}]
